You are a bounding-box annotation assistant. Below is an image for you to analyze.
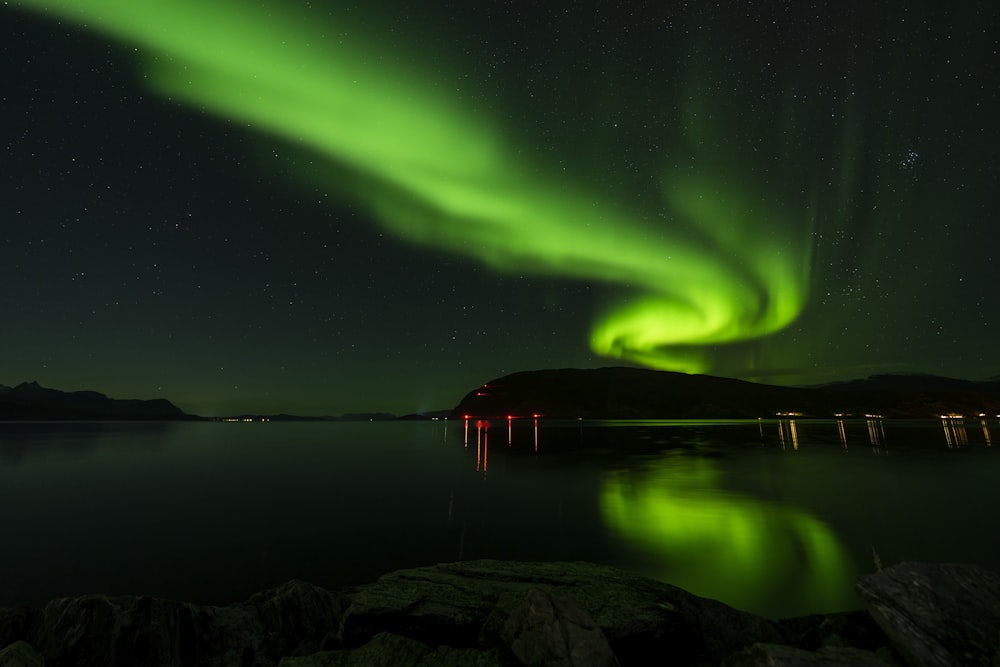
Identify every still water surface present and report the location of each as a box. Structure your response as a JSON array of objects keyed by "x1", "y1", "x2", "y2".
[{"x1": 1, "y1": 418, "x2": 997, "y2": 618}]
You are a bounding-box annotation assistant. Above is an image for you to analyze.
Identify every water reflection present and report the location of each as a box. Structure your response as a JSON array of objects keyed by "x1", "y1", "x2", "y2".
[
  {"x1": 462, "y1": 419, "x2": 493, "y2": 476},
  {"x1": 866, "y1": 417, "x2": 887, "y2": 453},
  {"x1": 473, "y1": 420, "x2": 489, "y2": 475},
  {"x1": 776, "y1": 419, "x2": 799, "y2": 450},
  {"x1": 455, "y1": 416, "x2": 997, "y2": 616},
  {"x1": 5, "y1": 419, "x2": 999, "y2": 617},
  {"x1": 0, "y1": 421, "x2": 176, "y2": 464},
  {"x1": 600, "y1": 455, "x2": 854, "y2": 615},
  {"x1": 941, "y1": 416, "x2": 968, "y2": 448},
  {"x1": 463, "y1": 415, "x2": 999, "y2": 461}
]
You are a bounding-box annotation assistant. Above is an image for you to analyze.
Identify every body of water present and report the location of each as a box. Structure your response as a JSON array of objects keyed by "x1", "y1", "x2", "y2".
[{"x1": 1, "y1": 417, "x2": 997, "y2": 618}]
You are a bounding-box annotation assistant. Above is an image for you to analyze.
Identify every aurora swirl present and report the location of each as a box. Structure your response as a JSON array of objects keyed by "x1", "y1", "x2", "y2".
[{"x1": 9, "y1": 0, "x2": 812, "y2": 373}]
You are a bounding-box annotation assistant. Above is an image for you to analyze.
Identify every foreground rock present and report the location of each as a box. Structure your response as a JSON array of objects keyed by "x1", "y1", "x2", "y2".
[
  {"x1": 856, "y1": 562, "x2": 1000, "y2": 666},
  {"x1": 336, "y1": 559, "x2": 784, "y2": 665},
  {"x1": 0, "y1": 641, "x2": 44, "y2": 667},
  {"x1": 500, "y1": 588, "x2": 618, "y2": 667},
  {"x1": 0, "y1": 580, "x2": 345, "y2": 667},
  {"x1": 2, "y1": 560, "x2": 997, "y2": 666}
]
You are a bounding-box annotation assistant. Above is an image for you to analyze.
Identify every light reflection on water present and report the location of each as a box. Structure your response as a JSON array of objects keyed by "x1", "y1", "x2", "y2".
[
  {"x1": 461, "y1": 416, "x2": 1000, "y2": 617},
  {"x1": 1, "y1": 418, "x2": 998, "y2": 618},
  {"x1": 600, "y1": 454, "x2": 853, "y2": 615}
]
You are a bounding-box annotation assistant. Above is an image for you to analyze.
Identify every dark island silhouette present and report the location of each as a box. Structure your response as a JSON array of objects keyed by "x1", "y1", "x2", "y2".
[
  {"x1": 0, "y1": 382, "x2": 193, "y2": 421},
  {"x1": 6, "y1": 368, "x2": 1000, "y2": 421},
  {"x1": 451, "y1": 367, "x2": 1000, "y2": 419},
  {"x1": 0, "y1": 382, "x2": 404, "y2": 422}
]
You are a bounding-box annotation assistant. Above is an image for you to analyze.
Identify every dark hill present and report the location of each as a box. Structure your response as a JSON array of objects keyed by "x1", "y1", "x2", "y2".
[
  {"x1": 0, "y1": 382, "x2": 194, "y2": 420},
  {"x1": 816, "y1": 373, "x2": 1000, "y2": 394},
  {"x1": 451, "y1": 367, "x2": 1000, "y2": 419}
]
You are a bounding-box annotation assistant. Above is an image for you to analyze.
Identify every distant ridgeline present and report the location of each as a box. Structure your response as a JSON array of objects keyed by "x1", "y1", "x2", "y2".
[
  {"x1": 451, "y1": 367, "x2": 1000, "y2": 420},
  {"x1": 0, "y1": 382, "x2": 191, "y2": 421}
]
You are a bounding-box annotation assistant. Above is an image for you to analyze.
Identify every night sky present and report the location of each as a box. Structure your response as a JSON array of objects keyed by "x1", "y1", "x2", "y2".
[{"x1": 3, "y1": 1, "x2": 998, "y2": 417}]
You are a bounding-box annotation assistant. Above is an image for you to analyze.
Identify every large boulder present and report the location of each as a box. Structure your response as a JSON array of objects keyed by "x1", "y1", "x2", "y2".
[
  {"x1": 856, "y1": 562, "x2": 1000, "y2": 666},
  {"x1": 17, "y1": 559, "x2": 1000, "y2": 666},
  {"x1": 499, "y1": 588, "x2": 618, "y2": 667},
  {"x1": 0, "y1": 641, "x2": 44, "y2": 667},
  {"x1": 723, "y1": 642, "x2": 897, "y2": 666},
  {"x1": 339, "y1": 559, "x2": 786, "y2": 665},
  {"x1": 0, "y1": 579, "x2": 346, "y2": 667},
  {"x1": 278, "y1": 631, "x2": 504, "y2": 666},
  {"x1": 776, "y1": 610, "x2": 891, "y2": 655}
]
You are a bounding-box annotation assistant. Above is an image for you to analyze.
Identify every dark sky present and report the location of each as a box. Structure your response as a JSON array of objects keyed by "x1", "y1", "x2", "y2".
[{"x1": 3, "y1": 1, "x2": 998, "y2": 416}]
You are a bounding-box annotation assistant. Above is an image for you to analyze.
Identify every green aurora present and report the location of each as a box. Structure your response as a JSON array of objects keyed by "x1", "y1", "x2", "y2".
[
  {"x1": 601, "y1": 454, "x2": 854, "y2": 615},
  {"x1": 9, "y1": 0, "x2": 813, "y2": 375}
]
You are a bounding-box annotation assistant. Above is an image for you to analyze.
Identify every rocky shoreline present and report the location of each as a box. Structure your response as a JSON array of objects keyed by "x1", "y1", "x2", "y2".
[{"x1": 1, "y1": 560, "x2": 998, "y2": 666}]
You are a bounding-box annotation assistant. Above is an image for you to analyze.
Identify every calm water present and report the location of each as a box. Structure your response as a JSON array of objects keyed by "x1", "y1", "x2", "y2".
[{"x1": 1, "y1": 417, "x2": 998, "y2": 618}]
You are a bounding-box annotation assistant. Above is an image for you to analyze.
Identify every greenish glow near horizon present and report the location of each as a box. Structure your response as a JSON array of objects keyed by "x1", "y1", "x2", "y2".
[
  {"x1": 10, "y1": 0, "x2": 812, "y2": 373},
  {"x1": 601, "y1": 457, "x2": 854, "y2": 615}
]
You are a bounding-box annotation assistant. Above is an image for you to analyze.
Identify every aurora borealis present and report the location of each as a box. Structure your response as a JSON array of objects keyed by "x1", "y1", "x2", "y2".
[
  {"x1": 2, "y1": 1, "x2": 998, "y2": 415},
  {"x1": 601, "y1": 455, "x2": 854, "y2": 614}
]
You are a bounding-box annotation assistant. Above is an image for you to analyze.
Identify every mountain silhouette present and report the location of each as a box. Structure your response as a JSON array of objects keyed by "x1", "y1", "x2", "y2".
[
  {"x1": 451, "y1": 367, "x2": 1000, "y2": 419},
  {"x1": 0, "y1": 382, "x2": 193, "y2": 420}
]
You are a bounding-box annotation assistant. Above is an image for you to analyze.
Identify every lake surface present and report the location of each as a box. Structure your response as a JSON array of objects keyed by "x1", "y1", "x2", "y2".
[{"x1": 1, "y1": 417, "x2": 998, "y2": 618}]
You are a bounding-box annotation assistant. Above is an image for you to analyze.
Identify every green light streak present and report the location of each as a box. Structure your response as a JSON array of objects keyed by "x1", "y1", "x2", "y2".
[
  {"x1": 601, "y1": 457, "x2": 854, "y2": 615},
  {"x1": 10, "y1": 0, "x2": 812, "y2": 372}
]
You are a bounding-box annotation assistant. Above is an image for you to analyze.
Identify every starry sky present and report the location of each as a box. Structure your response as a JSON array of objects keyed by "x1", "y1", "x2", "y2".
[{"x1": 2, "y1": 1, "x2": 998, "y2": 417}]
